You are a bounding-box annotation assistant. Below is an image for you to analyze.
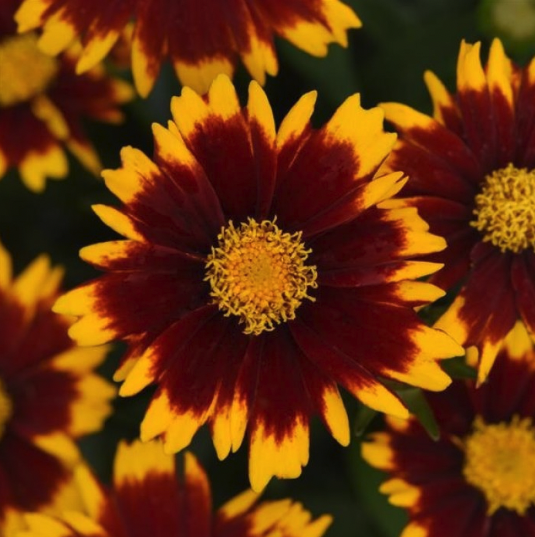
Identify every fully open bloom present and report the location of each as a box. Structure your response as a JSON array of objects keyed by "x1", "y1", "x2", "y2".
[
  {"x1": 53, "y1": 75, "x2": 463, "y2": 491},
  {"x1": 21, "y1": 439, "x2": 333, "y2": 537},
  {"x1": 0, "y1": 241, "x2": 115, "y2": 533},
  {"x1": 15, "y1": 0, "x2": 361, "y2": 97},
  {"x1": 362, "y1": 322, "x2": 535, "y2": 537},
  {"x1": 0, "y1": 0, "x2": 133, "y2": 192},
  {"x1": 379, "y1": 38, "x2": 535, "y2": 383}
]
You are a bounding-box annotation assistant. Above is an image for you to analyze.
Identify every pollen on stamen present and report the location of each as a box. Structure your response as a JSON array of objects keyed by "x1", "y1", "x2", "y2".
[
  {"x1": 471, "y1": 163, "x2": 535, "y2": 253},
  {"x1": 205, "y1": 218, "x2": 318, "y2": 335},
  {"x1": 462, "y1": 415, "x2": 535, "y2": 515}
]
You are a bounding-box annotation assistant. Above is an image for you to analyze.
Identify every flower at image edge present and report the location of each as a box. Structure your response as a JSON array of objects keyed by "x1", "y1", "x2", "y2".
[
  {"x1": 19, "y1": 439, "x2": 333, "y2": 537},
  {"x1": 379, "y1": 38, "x2": 535, "y2": 384},
  {"x1": 0, "y1": 241, "x2": 115, "y2": 532},
  {"x1": 362, "y1": 322, "x2": 535, "y2": 537},
  {"x1": 0, "y1": 0, "x2": 133, "y2": 192},
  {"x1": 53, "y1": 74, "x2": 463, "y2": 491},
  {"x1": 15, "y1": 0, "x2": 361, "y2": 96}
]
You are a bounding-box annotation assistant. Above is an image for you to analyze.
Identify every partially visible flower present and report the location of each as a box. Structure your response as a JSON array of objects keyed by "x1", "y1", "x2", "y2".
[
  {"x1": 0, "y1": 240, "x2": 115, "y2": 532},
  {"x1": 53, "y1": 75, "x2": 462, "y2": 491},
  {"x1": 21, "y1": 439, "x2": 333, "y2": 537},
  {"x1": 379, "y1": 38, "x2": 535, "y2": 383},
  {"x1": 0, "y1": 0, "x2": 133, "y2": 192},
  {"x1": 15, "y1": 0, "x2": 361, "y2": 96},
  {"x1": 363, "y1": 322, "x2": 535, "y2": 537}
]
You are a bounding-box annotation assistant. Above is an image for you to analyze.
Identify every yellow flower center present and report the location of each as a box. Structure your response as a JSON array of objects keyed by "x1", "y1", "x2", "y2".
[
  {"x1": 471, "y1": 163, "x2": 535, "y2": 253},
  {"x1": 205, "y1": 218, "x2": 318, "y2": 335},
  {"x1": 0, "y1": 34, "x2": 59, "y2": 107},
  {"x1": 462, "y1": 416, "x2": 535, "y2": 515},
  {"x1": 0, "y1": 378, "x2": 13, "y2": 440}
]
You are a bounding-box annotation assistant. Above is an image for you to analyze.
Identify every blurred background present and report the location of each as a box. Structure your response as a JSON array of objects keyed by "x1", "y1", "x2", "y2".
[{"x1": 1, "y1": 0, "x2": 532, "y2": 535}]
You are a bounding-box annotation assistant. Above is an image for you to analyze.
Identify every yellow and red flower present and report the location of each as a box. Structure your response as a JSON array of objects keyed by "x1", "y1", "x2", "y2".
[
  {"x1": 362, "y1": 322, "x2": 535, "y2": 537},
  {"x1": 53, "y1": 75, "x2": 463, "y2": 491},
  {"x1": 0, "y1": 241, "x2": 115, "y2": 532},
  {"x1": 0, "y1": 0, "x2": 133, "y2": 192},
  {"x1": 379, "y1": 39, "x2": 535, "y2": 383},
  {"x1": 21, "y1": 440, "x2": 332, "y2": 537},
  {"x1": 15, "y1": 0, "x2": 361, "y2": 97}
]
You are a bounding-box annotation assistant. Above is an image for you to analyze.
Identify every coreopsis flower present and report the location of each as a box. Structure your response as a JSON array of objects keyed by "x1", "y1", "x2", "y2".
[
  {"x1": 15, "y1": 0, "x2": 361, "y2": 97},
  {"x1": 53, "y1": 75, "x2": 463, "y2": 491},
  {"x1": 379, "y1": 38, "x2": 535, "y2": 384},
  {"x1": 0, "y1": 241, "x2": 115, "y2": 532},
  {"x1": 21, "y1": 439, "x2": 333, "y2": 537},
  {"x1": 0, "y1": 0, "x2": 133, "y2": 193},
  {"x1": 362, "y1": 322, "x2": 535, "y2": 537}
]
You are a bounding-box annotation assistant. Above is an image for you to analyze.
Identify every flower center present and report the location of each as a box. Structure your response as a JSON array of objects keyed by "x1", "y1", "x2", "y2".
[
  {"x1": 0, "y1": 34, "x2": 59, "y2": 107},
  {"x1": 462, "y1": 416, "x2": 535, "y2": 515},
  {"x1": 205, "y1": 218, "x2": 318, "y2": 335},
  {"x1": 471, "y1": 163, "x2": 535, "y2": 253},
  {"x1": 0, "y1": 378, "x2": 13, "y2": 440}
]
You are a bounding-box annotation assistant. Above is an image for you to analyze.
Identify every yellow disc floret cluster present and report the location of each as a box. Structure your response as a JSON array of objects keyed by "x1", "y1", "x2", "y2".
[
  {"x1": 205, "y1": 218, "x2": 318, "y2": 335},
  {"x1": 0, "y1": 33, "x2": 59, "y2": 107},
  {"x1": 471, "y1": 163, "x2": 535, "y2": 253},
  {"x1": 462, "y1": 415, "x2": 535, "y2": 515},
  {"x1": 0, "y1": 378, "x2": 12, "y2": 440}
]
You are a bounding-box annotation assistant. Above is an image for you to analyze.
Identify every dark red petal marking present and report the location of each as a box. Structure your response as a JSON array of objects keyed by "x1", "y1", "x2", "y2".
[
  {"x1": 115, "y1": 471, "x2": 182, "y2": 537},
  {"x1": 247, "y1": 115, "x2": 277, "y2": 220},
  {"x1": 152, "y1": 131, "x2": 226, "y2": 241},
  {"x1": 131, "y1": 0, "x2": 167, "y2": 84},
  {"x1": 290, "y1": 318, "x2": 399, "y2": 404},
  {"x1": 453, "y1": 244, "x2": 517, "y2": 350},
  {"x1": 415, "y1": 495, "x2": 486, "y2": 537},
  {"x1": 425, "y1": 383, "x2": 475, "y2": 437},
  {"x1": 0, "y1": 106, "x2": 58, "y2": 169},
  {"x1": 0, "y1": 292, "x2": 72, "y2": 378},
  {"x1": 489, "y1": 87, "x2": 516, "y2": 169},
  {"x1": 398, "y1": 196, "x2": 478, "y2": 289},
  {"x1": 251, "y1": 0, "x2": 330, "y2": 34},
  {"x1": 388, "y1": 139, "x2": 479, "y2": 202},
  {"x1": 515, "y1": 68, "x2": 535, "y2": 166},
  {"x1": 249, "y1": 328, "x2": 311, "y2": 441},
  {"x1": 512, "y1": 253, "x2": 535, "y2": 335},
  {"x1": 457, "y1": 86, "x2": 496, "y2": 172},
  {"x1": 123, "y1": 163, "x2": 222, "y2": 254},
  {"x1": 181, "y1": 455, "x2": 212, "y2": 537},
  {"x1": 10, "y1": 368, "x2": 77, "y2": 437},
  {"x1": 473, "y1": 349, "x2": 535, "y2": 422},
  {"x1": 84, "y1": 242, "x2": 204, "y2": 272},
  {"x1": 0, "y1": 0, "x2": 22, "y2": 33},
  {"x1": 184, "y1": 113, "x2": 258, "y2": 222},
  {"x1": 156, "y1": 315, "x2": 246, "y2": 418},
  {"x1": 167, "y1": 0, "x2": 245, "y2": 66},
  {"x1": 86, "y1": 266, "x2": 207, "y2": 339},
  {"x1": 273, "y1": 130, "x2": 364, "y2": 235},
  {"x1": 296, "y1": 286, "x2": 419, "y2": 380},
  {"x1": 39, "y1": 0, "x2": 134, "y2": 40},
  {"x1": 0, "y1": 431, "x2": 70, "y2": 511},
  {"x1": 310, "y1": 207, "x2": 417, "y2": 285},
  {"x1": 393, "y1": 120, "x2": 482, "y2": 185}
]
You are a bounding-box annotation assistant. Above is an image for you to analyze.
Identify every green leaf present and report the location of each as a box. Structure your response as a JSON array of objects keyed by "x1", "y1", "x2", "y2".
[{"x1": 396, "y1": 387, "x2": 440, "y2": 440}]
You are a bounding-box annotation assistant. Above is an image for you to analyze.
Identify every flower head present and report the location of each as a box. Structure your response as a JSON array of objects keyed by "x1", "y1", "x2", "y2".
[
  {"x1": 0, "y1": 0, "x2": 133, "y2": 192},
  {"x1": 21, "y1": 439, "x2": 333, "y2": 537},
  {"x1": 15, "y1": 0, "x2": 361, "y2": 96},
  {"x1": 54, "y1": 75, "x2": 463, "y2": 491},
  {"x1": 380, "y1": 38, "x2": 535, "y2": 383},
  {"x1": 362, "y1": 322, "x2": 535, "y2": 537},
  {"x1": 0, "y1": 241, "x2": 115, "y2": 531}
]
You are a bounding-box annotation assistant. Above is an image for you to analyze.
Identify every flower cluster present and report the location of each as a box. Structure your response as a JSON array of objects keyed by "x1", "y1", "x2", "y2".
[{"x1": 1, "y1": 1, "x2": 535, "y2": 536}]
